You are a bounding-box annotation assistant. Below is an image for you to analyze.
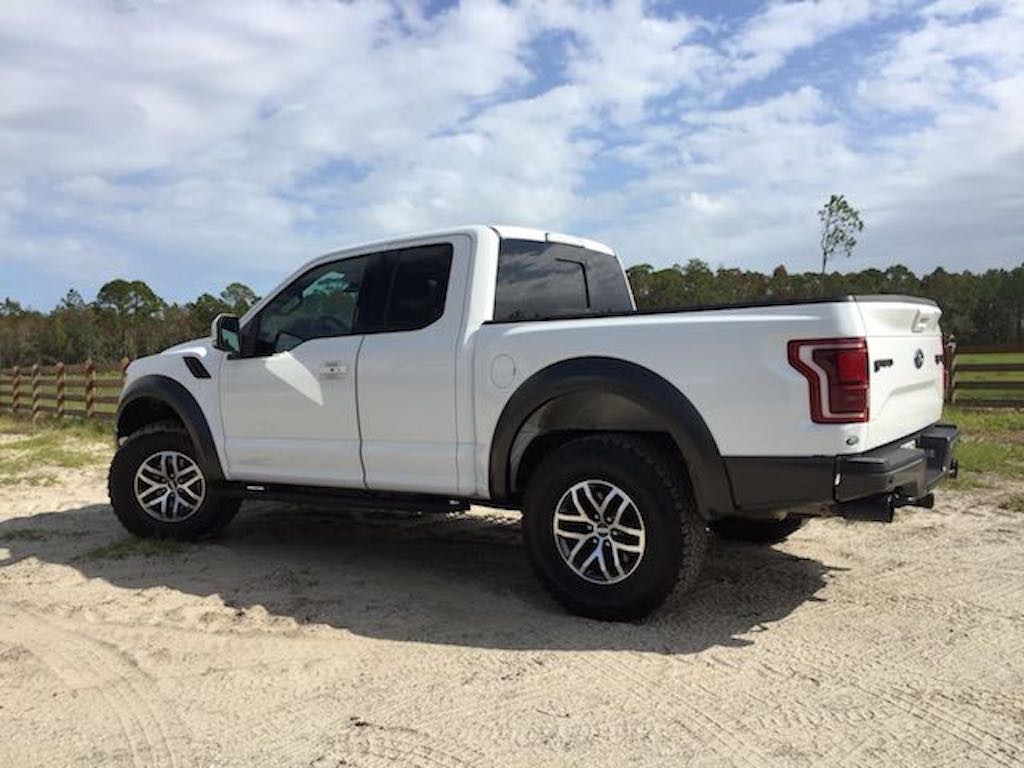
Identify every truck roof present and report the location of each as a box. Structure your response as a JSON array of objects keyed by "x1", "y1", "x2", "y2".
[{"x1": 320, "y1": 225, "x2": 615, "y2": 259}]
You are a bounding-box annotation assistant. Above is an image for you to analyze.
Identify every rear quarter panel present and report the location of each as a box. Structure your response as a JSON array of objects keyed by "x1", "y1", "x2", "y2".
[{"x1": 472, "y1": 303, "x2": 870, "y2": 496}]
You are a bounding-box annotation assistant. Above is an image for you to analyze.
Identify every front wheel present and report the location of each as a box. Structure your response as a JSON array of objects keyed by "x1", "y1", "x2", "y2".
[
  {"x1": 522, "y1": 434, "x2": 707, "y2": 621},
  {"x1": 108, "y1": 422, "x2": 240, "y2": 540}
]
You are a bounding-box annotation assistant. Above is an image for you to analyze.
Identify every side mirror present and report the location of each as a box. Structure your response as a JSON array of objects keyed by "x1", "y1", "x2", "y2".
[{"x1": 212, "y1": 313, "x2": 241, "y2": 354}]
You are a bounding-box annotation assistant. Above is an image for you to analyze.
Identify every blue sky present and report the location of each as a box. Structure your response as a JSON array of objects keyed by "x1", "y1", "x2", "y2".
[{"x1": 1, "y1": 0, "x2": 1022, "y2": 309}]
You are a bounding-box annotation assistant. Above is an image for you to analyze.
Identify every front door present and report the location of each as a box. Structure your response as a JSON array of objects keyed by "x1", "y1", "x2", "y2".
[{"x1": 220, "y1": 253, "x2": 379, "y2": 488}]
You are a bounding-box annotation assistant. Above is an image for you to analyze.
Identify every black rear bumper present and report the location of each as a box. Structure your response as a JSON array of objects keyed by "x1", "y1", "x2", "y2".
[{"x1": 724, "y1": 423, "x2": 959, "y2": 521}]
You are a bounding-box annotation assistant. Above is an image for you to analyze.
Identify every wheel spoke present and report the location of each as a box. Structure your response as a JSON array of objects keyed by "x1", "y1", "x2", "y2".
[
  {"x1": 596, "y1": 546, "x2": 612, "y2": 581},
  {"x1": 177, "y1": 484, "x2": 201, "y2": 505},
  {"x1": 612, "y1": 496, "x2": 630, "y2": 526},
  {"x1": 569, "y1": 487, "x2": 595, "y2": 521},
  {"x1": 567, "y1": 535, "x2": 593, "y2": 563},
  {"x1": 139, "y1": 464, "x2": 164, "y2": 482},
  {"x1": 581, "y1": 484, "x2": 603, "y2": 521},
  {"x1": 137, "y1": 482, "x2": 167, "y2": 502},
  {"x1": 578, "y1": 546, "x2": 601, "y2": 576},
  {"x1": 612, "y1": 538, "x2": 643, "y2": 555},
  {"x1": 555, "y1": 529, "x2": 589, "y2": 542},
  {"x1": 609, "y1": 542, "x2": 626, "y2": 578}
]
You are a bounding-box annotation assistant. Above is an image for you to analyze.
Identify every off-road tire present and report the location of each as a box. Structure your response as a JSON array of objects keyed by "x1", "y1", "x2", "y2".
[
  {"x1": 522, "y1": 434, "x2": 707, "y2": 621},
  {"x1": 709, "y1": 515, "x2": 805, "y2": 544},
  {"x1": 108, "y1": 421, "x2": 240, "y2": 540}
]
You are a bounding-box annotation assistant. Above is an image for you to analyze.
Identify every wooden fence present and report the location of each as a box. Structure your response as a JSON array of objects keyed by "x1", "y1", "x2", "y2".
[
  {"x1": 947, "y1": 344, "x2": 1024, "y2": 408},
  {"x1": 2, "y1": 344, "x2": 1022, "y2": 422},
  {"x1": 0, "y1": 359, "x2": 130, "y2": 421}
]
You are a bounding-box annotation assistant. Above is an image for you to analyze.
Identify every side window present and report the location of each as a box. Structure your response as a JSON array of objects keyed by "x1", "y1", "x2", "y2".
[
  {"x1": 253, "y1": 255, "x2": 369, "y2": 355},
  {"x1": 493, "y1": 239, "x2": 634, "y2": 321},
  {"x1": 384, "y1": 244, "x2": 453, "y2": 332}
]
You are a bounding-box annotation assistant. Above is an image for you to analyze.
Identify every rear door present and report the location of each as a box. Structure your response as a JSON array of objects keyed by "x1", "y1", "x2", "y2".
[
  {"x1": 357, "y1": 237, "x2": 470, "y2": 495},
  {"x1": 859, "y1": 297, "x2": 945, "y2": 448}
]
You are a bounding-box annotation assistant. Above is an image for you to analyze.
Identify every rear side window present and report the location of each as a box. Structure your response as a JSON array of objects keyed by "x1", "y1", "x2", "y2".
[
  {"x1": 384, "y1": 244, "x2": 453, "y2": 331},
  {"x1": 493, "y1": 239, "x2": 633, "y2": 321}
]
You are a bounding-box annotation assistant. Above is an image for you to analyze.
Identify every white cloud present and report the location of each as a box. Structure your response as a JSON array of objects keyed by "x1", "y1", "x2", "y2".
[
  {"x1": 724, "y1": 0, "x2": 904, "y2": 87},
  {"x1": 0, "y1": 0, "x2": 1021, "y2": 308}
]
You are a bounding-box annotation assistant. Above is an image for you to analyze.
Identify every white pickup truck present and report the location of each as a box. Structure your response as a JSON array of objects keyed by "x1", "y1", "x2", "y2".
[{"x1": 110, "y1": 225, "x2": 959, "y2": 620}]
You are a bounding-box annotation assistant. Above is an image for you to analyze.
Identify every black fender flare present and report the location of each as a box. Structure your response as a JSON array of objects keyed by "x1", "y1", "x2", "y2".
[
  {"x1": 116, "y1": 374, "x2": 225, "y2": 482},
  {"x1": 488, "y1": 357, "x2": 735, "y2": 518}
]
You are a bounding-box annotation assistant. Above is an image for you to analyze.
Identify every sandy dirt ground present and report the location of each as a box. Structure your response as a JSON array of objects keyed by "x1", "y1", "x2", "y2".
[{"x1": 2, "y1": 460, "x2": 1023, "y2": 768}]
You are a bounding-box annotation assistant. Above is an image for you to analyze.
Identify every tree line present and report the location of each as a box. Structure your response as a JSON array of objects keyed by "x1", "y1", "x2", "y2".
[
  {"x1": 0, "y1": 280, "x2": 260, "y2": 368},
  {"x1": 1, "y1": 262, "x2": 1022, "y2": 367},
  {"x1": 627, "y1": 261, "x2": 1024, "y2": 345}
]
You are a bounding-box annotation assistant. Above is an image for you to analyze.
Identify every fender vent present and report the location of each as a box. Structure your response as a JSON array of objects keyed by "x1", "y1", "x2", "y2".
[{"x1": 183, "y1": 356, "x2": 211, "y2": 379}]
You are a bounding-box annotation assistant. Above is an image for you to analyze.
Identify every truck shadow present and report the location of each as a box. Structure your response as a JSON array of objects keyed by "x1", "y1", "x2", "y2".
[{"x1": 0, "y1": 501, "x2": 840, "y2": 653}]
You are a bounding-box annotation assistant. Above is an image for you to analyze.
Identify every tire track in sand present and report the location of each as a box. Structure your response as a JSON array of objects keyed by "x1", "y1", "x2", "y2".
[{"x1": 0, "y1": 607, "x2": 189, "y2": 768}]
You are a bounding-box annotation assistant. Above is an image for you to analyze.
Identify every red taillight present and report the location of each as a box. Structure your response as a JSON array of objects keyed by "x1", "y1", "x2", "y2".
[{"x1": 788, "y1": 337, "x2": 869, "y2": 423}]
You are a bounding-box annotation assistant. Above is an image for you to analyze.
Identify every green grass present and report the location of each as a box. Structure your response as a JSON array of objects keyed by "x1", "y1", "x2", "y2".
[
  {"x1": 944, "y1": 406, "x2": 1024, "y2": 482},
  {"x1": 956, "y1": 352, "x2": 1024, "y2": 364},
  {"x1": 83, "y1": 537, "x2": 188, "y2": 560},
  {"x1": 0, "y1": 415, "x2": 112, "y2": 485}
]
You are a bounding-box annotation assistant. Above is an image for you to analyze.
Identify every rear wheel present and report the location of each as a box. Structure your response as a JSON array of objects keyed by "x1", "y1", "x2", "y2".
[
  {"x1": 522, "y1": 434, "x2": 706, "y2": 621},
  {"x1": 108, "y1": 422, "x2": 240, "y2": 540},
  {"x1": 709, "y1": 515, "x2": 805, "y2": 544}
]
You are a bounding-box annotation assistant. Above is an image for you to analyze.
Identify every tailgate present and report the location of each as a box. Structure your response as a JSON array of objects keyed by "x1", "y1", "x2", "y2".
[{"x1": 858, "y1": 297, "x2": 945, "y2": 449}]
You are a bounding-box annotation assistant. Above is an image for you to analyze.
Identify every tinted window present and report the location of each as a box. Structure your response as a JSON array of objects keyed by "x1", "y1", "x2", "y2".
[
  {"x1": 253, "y1": 255, "x2": 370, "y2": 355},
  {"x1": 384, "y1": 244, "x2": 453, "y2": 331},
  {"x1": 493, "y1": 239, "x2": 633, "y2": 321}
]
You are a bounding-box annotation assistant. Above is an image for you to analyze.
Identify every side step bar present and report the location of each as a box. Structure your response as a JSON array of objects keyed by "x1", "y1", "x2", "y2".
[{"x1": 222, "y1": 482, "x2": 470, "y2": 514}]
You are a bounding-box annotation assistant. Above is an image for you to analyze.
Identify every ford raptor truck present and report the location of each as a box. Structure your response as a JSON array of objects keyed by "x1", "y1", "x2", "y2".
[{"x1": 109, "y1": 225, "x2": 959, "y2": 620}]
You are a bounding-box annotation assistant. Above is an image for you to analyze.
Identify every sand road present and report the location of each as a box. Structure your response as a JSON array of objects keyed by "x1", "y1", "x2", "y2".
[{"x1": 1, "y1": 465, "x2": 1023, "y2": 767}]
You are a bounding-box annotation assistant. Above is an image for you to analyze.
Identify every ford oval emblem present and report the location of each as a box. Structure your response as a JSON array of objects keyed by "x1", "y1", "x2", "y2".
[{"x1": 914, "y1": 349, "x2": 924, "y2": 369}]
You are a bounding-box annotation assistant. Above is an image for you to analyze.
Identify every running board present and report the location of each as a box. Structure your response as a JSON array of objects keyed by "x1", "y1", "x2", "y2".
[{"x1": 222, "y1": 482, "x2": 470, "y2": 514}]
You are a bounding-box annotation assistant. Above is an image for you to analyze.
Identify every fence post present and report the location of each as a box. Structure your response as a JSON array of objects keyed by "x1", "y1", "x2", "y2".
[
  {"x1": 85, "y1": 359, "x2": 96, "y2": 419},
  {"x1": 31, "y1": 363, "x2": 41, "y2": 422},
  {"x1": 10, "y1": 366, "x2": 19, "y2": 415},
  {"x1": 944, "y1": 338, "x2": 957, "y2": 404},
  {"x1": 55, "y1": 362, "x2": 66, "y2": 420}
]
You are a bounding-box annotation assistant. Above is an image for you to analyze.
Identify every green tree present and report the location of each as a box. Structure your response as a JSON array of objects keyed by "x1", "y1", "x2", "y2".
[
  {"x1": 220, "y1": 282, "x2": 259, "y2": 315},
  {"x1": 818, "y1": 194, "x2": 864, "y2": 277},
  {"x1": 186, "y1": 293, "x2": 231, "y2": 337},
  {"x1": 94, "y1": 279, "x2": 166, "y2": 359}
]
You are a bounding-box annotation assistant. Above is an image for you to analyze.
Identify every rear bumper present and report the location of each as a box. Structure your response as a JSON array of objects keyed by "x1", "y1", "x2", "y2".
[
  {"x1": 835, "y1": 423, "x2": 959, "y2": 503},
  {"x1": 724, "y1": 422, "x2": 959, "y2": 521}
]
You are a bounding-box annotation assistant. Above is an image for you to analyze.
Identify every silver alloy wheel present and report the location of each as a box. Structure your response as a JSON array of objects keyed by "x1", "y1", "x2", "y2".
[
  {"x1": 552, "y1": 479, "x2": 646, "y2": 585},
  {"x1": 133, "y1": 450, "x2": 206, "y2": 523}
]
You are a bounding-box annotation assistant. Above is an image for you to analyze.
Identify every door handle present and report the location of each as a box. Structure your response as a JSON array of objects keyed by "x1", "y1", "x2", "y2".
[{"x1": 318, "y1": 361, "x2": 348, "y2": 379}]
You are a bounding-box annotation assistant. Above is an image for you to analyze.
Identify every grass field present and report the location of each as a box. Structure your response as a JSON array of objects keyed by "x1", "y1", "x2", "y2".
[{"x1": 0, "y1": 415, "x2": 111, "y2": 486}]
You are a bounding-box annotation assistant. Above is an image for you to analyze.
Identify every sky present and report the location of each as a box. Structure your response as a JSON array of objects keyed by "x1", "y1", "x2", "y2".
[{"x1": 2, "y1": 0, "x2": 1023, "y2": 310}]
